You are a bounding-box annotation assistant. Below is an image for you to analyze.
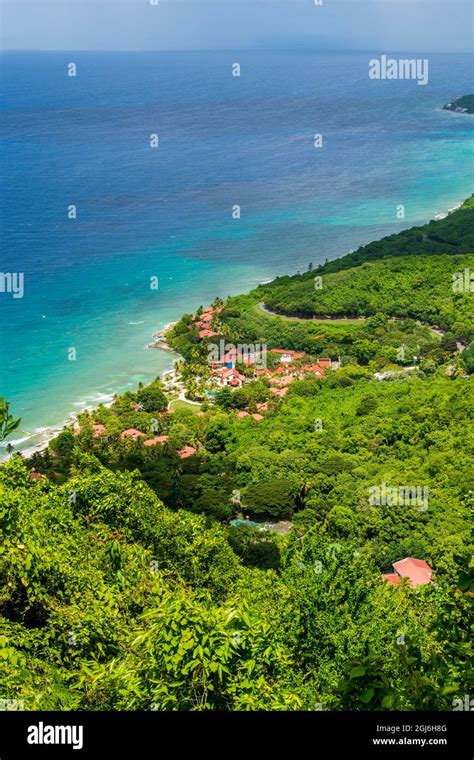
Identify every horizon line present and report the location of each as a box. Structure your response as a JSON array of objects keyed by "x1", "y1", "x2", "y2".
[{"x1": 1, "y1": 47, "x2": 471, "y2": 55}]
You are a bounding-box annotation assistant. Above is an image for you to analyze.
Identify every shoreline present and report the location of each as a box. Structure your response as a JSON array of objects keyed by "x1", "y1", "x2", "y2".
[
  {"x1": 147, "y1": 322, "x2": 177, "y2": 352},
  {"x1": 1, "y1": 335, "x2": 179, "y2": 463},
  {"x1": 2, "y1": 192, "x2": 470, "y2": 463},
  {"x1": 433, "y1": 202, "x2": 461, "y2": 221}
]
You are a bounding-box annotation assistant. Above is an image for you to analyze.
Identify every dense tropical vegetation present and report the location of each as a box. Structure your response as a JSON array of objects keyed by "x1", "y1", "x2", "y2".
[{"x1": 1, "y1": 202, "x2": 472, "y2": 711}]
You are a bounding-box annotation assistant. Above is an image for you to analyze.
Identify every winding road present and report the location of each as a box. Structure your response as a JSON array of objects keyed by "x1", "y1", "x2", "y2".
[{"x1": 257, "y1": 302, "x2": 465, "y2": 352}]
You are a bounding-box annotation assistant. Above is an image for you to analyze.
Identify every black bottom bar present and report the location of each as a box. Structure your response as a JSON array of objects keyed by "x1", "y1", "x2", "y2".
[{"x1": 0, "y1": 711, "x2": 471, "y2": 758}]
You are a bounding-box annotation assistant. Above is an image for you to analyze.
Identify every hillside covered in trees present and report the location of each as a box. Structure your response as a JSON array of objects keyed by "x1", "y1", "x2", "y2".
[
  {"x1": 442, "y1": 94, "x2": 474, "y2": 114},
  {"x1": 1, "y1": 201, "x2": 472, "y2": 712},
  {"x1": 310, "y1": 195, "x2": 474, "y2": 272}
]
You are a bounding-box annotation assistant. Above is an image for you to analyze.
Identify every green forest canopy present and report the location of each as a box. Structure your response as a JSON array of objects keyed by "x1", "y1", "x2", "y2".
[{"x1": 1, "y1": 201, "x2": 473, "y2": 711}]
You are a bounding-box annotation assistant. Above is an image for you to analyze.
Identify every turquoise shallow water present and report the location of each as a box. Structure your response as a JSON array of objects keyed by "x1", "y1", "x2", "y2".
[{"x1": 0, "y1": 51, "x2": 472, "y2": 456}]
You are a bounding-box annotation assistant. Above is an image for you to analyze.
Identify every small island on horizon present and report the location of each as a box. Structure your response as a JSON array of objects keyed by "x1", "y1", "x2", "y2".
[{"x1": 442, "y1": 94, "x2": 474, "y2": 114}]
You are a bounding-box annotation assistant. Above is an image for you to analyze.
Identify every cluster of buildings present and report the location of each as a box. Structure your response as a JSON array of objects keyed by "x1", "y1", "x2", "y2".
[
  {"x1": 84, "y1": 420, "x2": 197, "y2": 459},
  {"x1": 188, "y1": 304, "x2": 336, "y2": 395},
  {"x1": 119, "y1": 428, "x2": 197, "y2": 459},
  {"x1": 209, "y1": 348, "x2": 332, "y2": 395},
  {"x1": 76, "y1": 304, "x2": 334, "y2": 459},
  {"x1": 192, "y1": 305, "x2": 223, "y2": 340}
]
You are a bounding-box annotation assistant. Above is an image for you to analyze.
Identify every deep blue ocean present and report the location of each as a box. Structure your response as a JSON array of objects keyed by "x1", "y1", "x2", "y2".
[{"x1": 0, "y1": 51, "x2": 472, "y2": 454}]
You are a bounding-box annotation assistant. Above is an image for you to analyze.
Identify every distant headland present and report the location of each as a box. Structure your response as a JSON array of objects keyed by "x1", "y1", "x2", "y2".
[{"x1": 442, "y1": 94, "x2": 474, "y2": 114}]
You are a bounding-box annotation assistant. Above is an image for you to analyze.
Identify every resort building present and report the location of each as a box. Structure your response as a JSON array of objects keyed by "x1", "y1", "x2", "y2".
[
  {"x1": 271, "y1": 349, "x2": 306, "y2": 362},
  {"x1": 178, "y1": 445, "x2": 197, "y2": 459},
  {"x1": 143, "y1": 435, "x2": 169, "y2": 447},
  {"x1": 213, "y1": 367, "x2": 246, "y2": 388},
  {"x1": 270, "y1": 387, "x2": 289, "y2": 398},
  {"x1": 318, "y1": 357, "x2": 332, "y2": 369},
  {"x1": 120, "y1": 428, "x2": 146, "y2": 440},
  {"x1": 382, "y1": 557, "x2": 432, "y2": 587}
]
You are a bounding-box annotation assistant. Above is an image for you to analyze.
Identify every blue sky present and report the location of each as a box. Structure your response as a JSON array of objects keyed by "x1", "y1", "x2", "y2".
[{"x1": 1, "y1": 0, "x2": 472, "y2": 52}]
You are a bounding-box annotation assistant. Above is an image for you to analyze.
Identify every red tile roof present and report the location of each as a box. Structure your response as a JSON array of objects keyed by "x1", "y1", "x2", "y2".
[
  {"x1": 301, "y1": 364, "x2": 325, "y2": 378},
  {"x1": 269, "y1": 387, "x2": 289, "y2": 398},
  {"x1": 120, "y1": 428, "x2": 146, "y2": 439},
  {"x1": 214, "y1": 367, "x2": 246, "y2": 380},
  {"x1": 252, "y1": 413, "x2": 264, "y2": 421},
  {"x1": 199, "y1": 328, "x2": 219, "y2": 339},
  {"x1": 92, "y1": 423, "x2": 106, "y2": 438},
  {"x1": 381, "y1": 573, "x2": 400, "y2": 586},
  {"x1": 222, "y1": 351, "x2": 240, "y2": 365},
  {"x1": 270, "y1": 375, "x2": 294, "y2": 387},
  {"x1": 392, "y1": 557, "x2": 432, "y2": 587},
  {"x1": 271, "y1": 349, "x2": 304, "y2": 358},
  {"x1": 236, "y1": 411, "x2": 249, "y2": 419},
  {"x1": 144, "y1": 435, "x2": 169, "y2": 447},
  {"x1": 178, "y1": 445, "x2": 197, "y2": 459}
]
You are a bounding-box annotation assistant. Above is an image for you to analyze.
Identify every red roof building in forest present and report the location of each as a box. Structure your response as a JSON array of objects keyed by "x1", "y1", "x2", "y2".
[
  {"x1": 120, "y1": 428, "x2": 146, "y2": 440},
  {"x1": 270, "y1": 375, "x2": 294, "y2": 388},
  {"x1": 318, "y1": 357, "x2": 332, "y2": 369},
  {"x1": 144, "y1": 435, "x2": 169, "y2": 447},
  {"x1": 269, "y1": 386, "x2": 289, "y2": 398},
  {"x1": 382, "y1": 557, "x2": 432, "y2": 587},
  {"x1": 199, "y1": 328, "x2": 219, "y2": 339},
  {"x1": 271, "y1": 349, "x2": 305, "y2": 361},
  {"x1": 300, "y1": 364, "x2": 325, "y2": 378},
  {"x1": 179, "y1": 445, "x2": 197, "y2": 459},
  {"x1": 213, "y1": 367, "x2": 246, "y2": 388}
]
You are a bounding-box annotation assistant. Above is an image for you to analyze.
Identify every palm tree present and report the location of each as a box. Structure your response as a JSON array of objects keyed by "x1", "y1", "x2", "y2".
[
  {"x1": 295, "y1": 479, "x2": 312, "y2": 511},
  {"x1": 170, "y1": 460, "x2": 183, "y2": 509},
  {"x1": 186, "y1": 378, "x2": 200, "y2": 401}
]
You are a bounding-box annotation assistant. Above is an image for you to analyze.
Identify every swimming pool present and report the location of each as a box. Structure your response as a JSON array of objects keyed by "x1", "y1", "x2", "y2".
[{"x1": 231, "y1": 519, "x2": 261, "y2": 529}]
